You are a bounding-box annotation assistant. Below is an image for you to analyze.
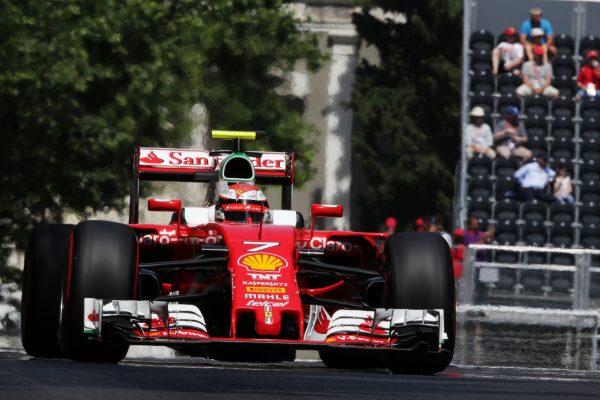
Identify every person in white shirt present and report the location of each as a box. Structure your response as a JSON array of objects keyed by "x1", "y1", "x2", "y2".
[
  {"x1": 492, "y1": 26, "x2": 524, "y2": 76},
  {"x1": 514, "y1": 152, "x2": 556, "y2": 203},
  {"x1": 552, "y1": 164, "x2": 574, "y2": 205},
  {"x1": 466, "y1": 107, "x2": 495, "y2": 159}
]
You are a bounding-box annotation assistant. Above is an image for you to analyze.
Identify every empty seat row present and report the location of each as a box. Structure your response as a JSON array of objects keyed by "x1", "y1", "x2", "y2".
[{"x1": 484, "y1": 269, "x2": 574, "y2": 296}]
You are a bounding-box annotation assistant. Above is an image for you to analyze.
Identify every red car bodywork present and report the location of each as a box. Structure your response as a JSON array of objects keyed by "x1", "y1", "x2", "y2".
[{"x1": 82, "y1": 145, "x2": 445, "y2": 353}]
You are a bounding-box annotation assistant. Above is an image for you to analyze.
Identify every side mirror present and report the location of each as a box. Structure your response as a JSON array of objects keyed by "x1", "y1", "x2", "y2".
[
  {"x1": 310, "y1": 204, "x2": 343, "y2": 234},
  {"x1": 311, "y1": 204, "x2": 343, "y2": 218},
  {"x1": 148, "y1": 199, "x2": 182, "y2": 213}
]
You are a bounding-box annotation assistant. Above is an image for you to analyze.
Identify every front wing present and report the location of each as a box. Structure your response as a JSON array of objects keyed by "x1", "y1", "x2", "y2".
[{"x1": 84, "y1": 299, "x2": 446, "y2": 352}]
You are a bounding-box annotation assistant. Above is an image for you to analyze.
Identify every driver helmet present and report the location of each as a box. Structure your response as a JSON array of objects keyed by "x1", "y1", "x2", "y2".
[{"x1": 215, "y1": 181, "x2": 269, "y2": 223}]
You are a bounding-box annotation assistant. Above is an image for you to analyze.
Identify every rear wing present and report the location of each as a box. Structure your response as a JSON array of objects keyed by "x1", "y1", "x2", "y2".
[{"x1": 129, "y1": 147, "x2": 294, "y2": 223}]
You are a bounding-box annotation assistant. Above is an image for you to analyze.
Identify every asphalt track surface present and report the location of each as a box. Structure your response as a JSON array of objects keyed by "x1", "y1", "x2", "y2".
[{"x1": 1, "y1": 348, "x2": 600, "y2": 400}]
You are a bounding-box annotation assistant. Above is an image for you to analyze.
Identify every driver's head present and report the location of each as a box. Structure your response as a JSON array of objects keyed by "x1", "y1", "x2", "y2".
[{"x1": 215, "y1": 181, "x2": 269, "y2": 223}]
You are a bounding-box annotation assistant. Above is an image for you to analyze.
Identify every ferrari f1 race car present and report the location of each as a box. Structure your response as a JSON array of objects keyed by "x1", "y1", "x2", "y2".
[{"x1": 21, "y1": 131, "x2": 455, "y2": 374}]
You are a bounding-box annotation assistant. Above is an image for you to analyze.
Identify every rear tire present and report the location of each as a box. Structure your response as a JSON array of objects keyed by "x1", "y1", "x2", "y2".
[
  {"x1": 383, "y1": 232, "x2": 455, "y2": 375},
  {"x1": 21, "y1": 224, "x2": 74, "y2": 358},
  {"x1": 59, "y1": 221, "x2": 138, "y2": 363}
]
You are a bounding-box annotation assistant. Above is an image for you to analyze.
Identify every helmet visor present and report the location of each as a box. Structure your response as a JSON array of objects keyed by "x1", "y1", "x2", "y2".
[
  {"x1": 223, "y1": 211, "x2": 264, "y2": 223},
  {"x1": 217, "y1": 202, "x2": 266, "y2": 223}
]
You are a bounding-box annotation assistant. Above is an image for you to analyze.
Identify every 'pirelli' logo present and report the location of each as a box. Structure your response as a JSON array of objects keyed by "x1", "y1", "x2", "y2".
[{"x1": 245, "y1": 286, "x2": 286, "y2": 294}]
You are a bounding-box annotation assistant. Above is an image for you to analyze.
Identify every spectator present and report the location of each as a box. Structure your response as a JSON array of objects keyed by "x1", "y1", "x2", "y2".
[
  {"x1": 466, "y1": 107, "x2": 495, "y2": 159},
  {"x1": 494, "y1": 105, "x2": 532, "y2": 160},
  {"x1": 516, "y1": 45, "x2": 559, "y2": 99},
  {"x1": 452, "y1": 228, "x2": 465, "y2": 246},
  {"x1": 576, "y1": 50, "x2": 600, "y2": 101},
  {"x1": 464, "y1": 219, "x2": 493, "y2": 262},
  {"x1": 482, "y1": 224, "x2": 495, "y2": 245},
  {"x1": 450, "y1": 228, "x2": 465, "y2": 280},
  {"x1": 425, "y1": 215, "x2": 452, "y2": 246},
  {"x1": 514, "y1": 151, "x2": 556, "y2": 203},
  {"x1": 413, "y1": 217, "x2": 426, "y2": 232},
  {"x1": 524, "y1": 28, "x2": 549, "y2": 63},
  {"x1": 464, "y1": 216, "x2": 484, "y2": 246},
  {"x1": 384, "y1": 216, "x2": 397, "y2": 234},
  {"x1": 492, "y1": 27, "x2": 524, "y2": 76},
  {"x1": 552, "y1": 164, "x2": 574, "y2": 205},
  {"x1": 519, "y1": 7, "x2": 556, "y2": 58}
]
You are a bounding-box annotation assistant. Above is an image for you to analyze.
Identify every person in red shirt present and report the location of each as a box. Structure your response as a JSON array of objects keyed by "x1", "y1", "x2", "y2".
[{"x1": 576, "y1": 50, "x2": 600, "y2": 101}]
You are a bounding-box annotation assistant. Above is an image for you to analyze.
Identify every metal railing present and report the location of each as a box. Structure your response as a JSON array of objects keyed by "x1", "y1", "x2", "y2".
[{"x1": 459, "y1": 244, "x2": 600, "y2": 309}]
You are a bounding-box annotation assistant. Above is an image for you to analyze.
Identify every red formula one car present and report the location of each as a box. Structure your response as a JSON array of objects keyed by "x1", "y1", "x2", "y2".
[{"x1": 21, "y1": 131, "x2": 455, "y2": 374}]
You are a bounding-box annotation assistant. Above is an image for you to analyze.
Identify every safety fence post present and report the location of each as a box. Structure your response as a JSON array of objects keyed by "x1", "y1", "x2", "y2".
[
  {"x1": 574, "y1": 252, "x2": 591, "y2": 310},
  {"x1": 459, "y1": 246, "x2": 477, "y2": 305}
]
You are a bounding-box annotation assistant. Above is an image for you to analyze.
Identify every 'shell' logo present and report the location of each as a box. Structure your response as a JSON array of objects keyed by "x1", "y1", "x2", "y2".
[
  {"x1": 140, "y1": 151, "x2": 164, "y2": 164},
  {"x1": 238, "y1": 253, "x2": 287, "y2": 272}
]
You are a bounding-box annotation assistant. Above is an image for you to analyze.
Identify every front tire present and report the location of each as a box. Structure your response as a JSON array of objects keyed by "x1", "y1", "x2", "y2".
[
  {"x1": 383, "y1": 232, "x2": 455, "y2": 375},
  {"x1": 21, "y1": 224, "x2": 74, "y2": 358},
  {"x1": 59, "y1": 221, "x2": 138, "y2": 363}
]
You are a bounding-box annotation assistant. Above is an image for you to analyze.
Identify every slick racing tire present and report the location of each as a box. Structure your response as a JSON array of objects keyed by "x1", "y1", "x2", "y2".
[
  {"x1": 383, "y1": 232, "x2": 455, "y2": 375},
  {"x1": 59, "y1": 221, "x2": 138, "y2": 363},
  {"x1": 21, "y1": 224, "x2": 74, "y2": 358}
]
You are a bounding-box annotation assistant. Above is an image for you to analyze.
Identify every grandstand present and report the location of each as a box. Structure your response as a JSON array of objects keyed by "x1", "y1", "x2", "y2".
[{"x1": 457, "y1": 0, "x2": 600, "y2": 307}]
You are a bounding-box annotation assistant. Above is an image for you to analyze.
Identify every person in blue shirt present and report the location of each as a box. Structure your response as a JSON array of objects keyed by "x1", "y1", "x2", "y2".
[
  {"x1": 514, "y1": 151, "x2": 557, "y2": 203},
  {"x1": 519, "y1": 7, "x2": 556, "y2": 58}
]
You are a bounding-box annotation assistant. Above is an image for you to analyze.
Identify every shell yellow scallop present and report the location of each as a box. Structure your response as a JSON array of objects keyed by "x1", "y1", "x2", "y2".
[{"x1": 239, "y1": 253, "x2": 287, "y2": 271}]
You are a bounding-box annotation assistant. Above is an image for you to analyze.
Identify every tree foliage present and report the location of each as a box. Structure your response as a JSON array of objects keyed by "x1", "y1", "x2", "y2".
[
  {"x1": 351, "y1": 0, "x2": 462, "y2": 231},
  {"x1": 0, "y1": 0, "x2": 323, "y2": 269}
]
